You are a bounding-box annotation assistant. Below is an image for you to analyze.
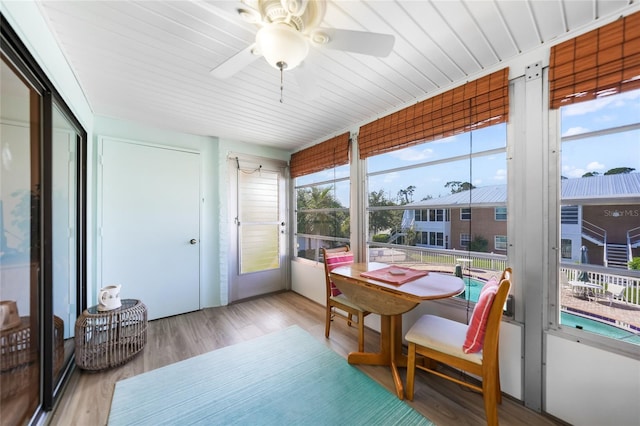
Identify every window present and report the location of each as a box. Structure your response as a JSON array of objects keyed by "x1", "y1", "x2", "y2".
[
  {"x1": 561, "y1": 205, "x2": 579, "y2": 224},
  {"x1": 495, "y1": 235, "x2": 507, "y2": 251},
  {"x1": 416, "y1": 209, "x2": 448, "y2": 222},
  {"x1": 360, "y1": 68, "x2": 509, "y2": 296},
  {"x1": 495, "y1": 207, "x2": 507, "y2": 221},
  {"x1": 431, "y1": 209, "x2": 448, "y2": 222},
  {"x1": 366, "y1": 123, "x2": 508, "y2": 271},
  {"x1": 560, "y1": 239, "x2": 572, "y2": 259},
  {"x1": 418, "y1": 232, "x2": 426, "y2": 245},
  {"x1": 557, "y1": 89, "x2": 640, "y2": 346},
  {"x1": 295, "y1": 165, "x2": 350, "y2": 261}
]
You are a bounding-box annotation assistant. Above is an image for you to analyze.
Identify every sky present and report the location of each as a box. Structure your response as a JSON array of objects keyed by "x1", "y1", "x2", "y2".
[
  {"x1": 560, "y1": 90, "x2": 640, "y2": 179},
  {"x1": 298, "y1": 88, "x2": 640, "y2": 207}
]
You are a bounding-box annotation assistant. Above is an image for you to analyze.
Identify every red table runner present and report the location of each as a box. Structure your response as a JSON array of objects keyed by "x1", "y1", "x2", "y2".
[{"x1": 360, "y1": 266, "x2": 429, "y2": 285}]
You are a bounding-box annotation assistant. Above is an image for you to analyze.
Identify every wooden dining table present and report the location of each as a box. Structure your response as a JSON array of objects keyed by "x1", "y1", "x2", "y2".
[{"x1": 329, "y1": 262, "x2": 465, "y2": 399}]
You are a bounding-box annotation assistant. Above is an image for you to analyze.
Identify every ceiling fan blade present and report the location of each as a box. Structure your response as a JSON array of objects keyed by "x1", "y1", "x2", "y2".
[
  {"x1": 315, "y1": 28, "x2": 395, "y2": 57},
  {"x1": 210, "y1": 44, "x2": 260, "y2": 79}
]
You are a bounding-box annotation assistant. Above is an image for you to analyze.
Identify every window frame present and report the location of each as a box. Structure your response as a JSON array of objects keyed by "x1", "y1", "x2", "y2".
[
  {"x1": 547, "y1": 88, "x2": 640, "y2": 358},
  {"x1": 294, "y1": 166, "x2": 351, "y2": 263},
  {"x1": 560, "y1": 238, "x2": 572, "y2": 259},
  {"x1": 1, "y1": 16, "x2": 88, "y2": 415},
  {"x1": 494, "y1": 235, "x2": 507, "y2": 251}
]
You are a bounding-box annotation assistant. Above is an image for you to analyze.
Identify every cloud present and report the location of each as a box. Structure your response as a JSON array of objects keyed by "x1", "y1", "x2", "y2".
[
  {"x1": 562, "y1": 161, "x2": 605, "y2": 178},
  {"x1": 494, "y1": 168, "x2": 507, "y2": 181},
  {"x1": 562, "y1": 165, "x2": 585, "y2": 178},
  {"x1": 430, "y1": 134, "x2": 458, "y2": 144},
  {"x1": 586, "y1": 161, "x2": 605, "y2": 172},
  {"x1": 390, "y1": 146, "x2": 434, "y2": 161},
  {"x1": 562, "y1": 126, "x2": 589, "y2": 137},
  {"x1": 563, "y1": 90, "x2": 640, "y2": 116},
  {"x1": 316, "y1": 168, "x2": 348, "y2": 180},
  {"x1": 382, "y1": 172, "x2": 399, "y2": 184}
]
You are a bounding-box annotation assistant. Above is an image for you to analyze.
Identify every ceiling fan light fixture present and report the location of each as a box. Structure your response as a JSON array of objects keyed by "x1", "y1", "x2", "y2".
[
  {"x1": 256, "y1": 23, "x2": 309, "y2": 71},
  {"x1": 310, "y1": 30, "x2": 330, "y2": 46}
]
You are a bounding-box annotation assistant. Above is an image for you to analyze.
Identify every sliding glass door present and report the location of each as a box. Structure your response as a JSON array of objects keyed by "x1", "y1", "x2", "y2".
[
  {"x1": 0, "y1": 47, "x2": 42, "y2": 426},
  {"x1": 1, "y1": 15, "x2": 87, "y2": 423}
]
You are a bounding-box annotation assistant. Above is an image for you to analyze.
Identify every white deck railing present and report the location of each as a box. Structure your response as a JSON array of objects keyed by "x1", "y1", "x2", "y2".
[
  {"x1": 367, "y1": 244, "x2": 508, "y2": 275},
  {"x1": 561, "y1": 266, "x2": 640, "y2": 306},
  {"x1": 367, "y1": 244, "x2": 640, "y2": 308}
]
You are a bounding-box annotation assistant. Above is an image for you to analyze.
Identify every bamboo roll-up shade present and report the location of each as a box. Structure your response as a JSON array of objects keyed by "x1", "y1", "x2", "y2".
[
  {"x1": 358, "y1": 68, "x2": 509, "y2": 159},
  {"x1": 290, "y1": 132, "x2": 350, "y2": 178},
  {"x1": 550, "y1": 11, "x2": 640, "y2": 109}
]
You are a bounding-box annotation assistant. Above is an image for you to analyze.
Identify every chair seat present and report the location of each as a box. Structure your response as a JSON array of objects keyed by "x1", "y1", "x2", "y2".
[
  {"x1": 405, "y1": 314, "x2": 482, "y2": 365},
  {"x1": 405, "y1": 271, "x2": 511, "y2": 426},
  {"x1": 330, "y1": 294, "x2": 367, "y2": 312},
  {"x1": 322, "y1": 246, "x2": 369, "y2": 352}
]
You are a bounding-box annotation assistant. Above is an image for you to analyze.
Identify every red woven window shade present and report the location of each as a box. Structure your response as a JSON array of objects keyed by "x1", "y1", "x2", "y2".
[
  {"x1": 550, "y1": 11, "x2": 640, "y2": 109},
  {"x1": 290, "y1": 132, "x2": 350, "y2": 178},
  {"x1": 358, "y1": 68, "x2": 509, "y2": 159}
]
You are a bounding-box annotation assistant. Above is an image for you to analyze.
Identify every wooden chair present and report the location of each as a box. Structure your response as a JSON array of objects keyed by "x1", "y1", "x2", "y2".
[
  {"x1": 321, "y1": 246, "x2": 370, "y2": 352},
  {"x1": 405, "y1": 269, "x2": 512, "y2": 426}
]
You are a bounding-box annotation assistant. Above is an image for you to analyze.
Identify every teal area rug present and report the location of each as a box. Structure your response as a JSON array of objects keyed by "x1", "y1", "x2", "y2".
[{"x1": 109, "y1": 325, "x2": 433, "y2": 425}]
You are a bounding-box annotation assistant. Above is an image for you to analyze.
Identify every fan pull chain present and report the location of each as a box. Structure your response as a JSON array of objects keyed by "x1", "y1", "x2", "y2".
[
  {"x1": 277, "y1": 61, "x2": 287, "y2": 103},
  {"x1": 280, "y1": 66, "x2": 284, "y2": 103}
]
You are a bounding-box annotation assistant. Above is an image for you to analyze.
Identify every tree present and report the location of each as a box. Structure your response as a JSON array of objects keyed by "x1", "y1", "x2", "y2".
[
  {"x1": 368, "y1": 189, "x2": 402, "y2": 236},
  {"x1": 604, "y1": 167, "x2": 635, "y2": 175},
  {"x1": 582, "y1": 167, "x2": 635, "y2": 178},
  {"x1": 468, "y1": 235, "x2": 489, "y2": 252},
  {"x1": 397, "y1": 185, "x2": 416, "y2": 204},
  {"x1": 445, "y1": 181, "x2": 476, "y2": 194},
  {"x1": 296, "y1": 186, "x2": 348, "y2": 239}
]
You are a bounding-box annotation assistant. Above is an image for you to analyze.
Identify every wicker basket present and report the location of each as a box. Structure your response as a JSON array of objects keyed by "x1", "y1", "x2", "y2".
[
  {"x1": 75, "y1": 299, "x2": 147, "y2": 371},
  {"x1": 0, "y1": 315, "x2": 65, "y2": 400}
]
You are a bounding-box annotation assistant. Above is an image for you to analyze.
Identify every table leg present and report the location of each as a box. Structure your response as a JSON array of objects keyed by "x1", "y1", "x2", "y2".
[
  {"x1": 347, "y1": 314, "x2": 406, "y2": 400},
  {"x1": 347, "y1": 314, "x2": 391, "y2": 365},
  {"x1": 389, "y1": 314, "x2": 404, "y2": 399}
]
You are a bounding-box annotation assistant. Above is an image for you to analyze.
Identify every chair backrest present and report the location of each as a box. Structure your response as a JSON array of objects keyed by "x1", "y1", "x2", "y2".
[
  {"x1": 499, "y1": 267, "x2": 512, "y2": 283},
  {"x1": 607, "y1": 283, "x2": 625, "y2": 296},
  {"x1": 481, "y1": 277, "x2": 511, "y2": 361},
  {"x1": 321, "y1": 246, "x2": 353, "y2": 299}
]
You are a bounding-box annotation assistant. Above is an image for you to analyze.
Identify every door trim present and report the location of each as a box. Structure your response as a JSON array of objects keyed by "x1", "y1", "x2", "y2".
[
  {"x1": 96, "y1": 136, "x2": 202, "y2": 309},
  {"x1": 227, "y1": 153, "x2": 289, "y2": 303}
]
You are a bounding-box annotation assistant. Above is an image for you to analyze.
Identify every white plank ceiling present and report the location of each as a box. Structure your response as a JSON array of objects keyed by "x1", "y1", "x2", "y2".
[{"x1": 36, "y1": 0, "x2": 638, "y2": 152}]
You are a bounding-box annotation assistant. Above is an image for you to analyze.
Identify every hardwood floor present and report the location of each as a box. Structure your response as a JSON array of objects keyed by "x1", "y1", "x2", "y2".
[{"x1": 48, "y1": 291, "x2": 565, "y2": 426}]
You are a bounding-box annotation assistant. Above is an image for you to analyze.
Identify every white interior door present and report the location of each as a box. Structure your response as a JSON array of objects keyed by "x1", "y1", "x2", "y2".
[
  {"x1": 99, "y1": 138, "x2": 200, "y2": 320},
  {"x1": 228, "y1": 155, "x2": 288, "y2": 302}
]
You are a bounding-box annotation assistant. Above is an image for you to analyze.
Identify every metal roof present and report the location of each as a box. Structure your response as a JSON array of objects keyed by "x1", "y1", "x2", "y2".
[
  {"x1": 561, "y1": 173, "x2": 640, "y2": 204},
  {"x1": 405, "y1": 173, "x2": 640, "y2": 209}
]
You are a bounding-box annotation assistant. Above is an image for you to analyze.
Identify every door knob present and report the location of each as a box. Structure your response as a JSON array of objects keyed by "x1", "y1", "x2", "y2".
[{"x1": 190, "y1": 239, "x2": 197, "y2": 245}]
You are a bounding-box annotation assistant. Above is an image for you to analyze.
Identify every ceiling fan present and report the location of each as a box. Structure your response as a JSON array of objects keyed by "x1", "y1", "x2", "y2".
[{"x1": 210, "y1": 0, "x2": 395, "y2": 80}]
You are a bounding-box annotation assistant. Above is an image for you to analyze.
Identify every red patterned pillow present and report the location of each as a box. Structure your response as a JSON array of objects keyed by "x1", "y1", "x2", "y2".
[
  {"x1": 463, "y1": 279, "x2": 499, "y2": 353},
  {"x1": 325, "y1": 251, "x2": 354, "y2": 296}
]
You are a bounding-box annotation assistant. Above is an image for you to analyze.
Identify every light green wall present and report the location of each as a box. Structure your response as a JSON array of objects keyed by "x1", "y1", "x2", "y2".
[
  {"x1": 1, "y1": 1, "x2": 293, "y2": 308},
  {"x1": 1, "y1": 1, "x2": 93, "y2": 130},
  {"x1": 93, "y1": 116, "x2": 223, "y2": 307}
]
